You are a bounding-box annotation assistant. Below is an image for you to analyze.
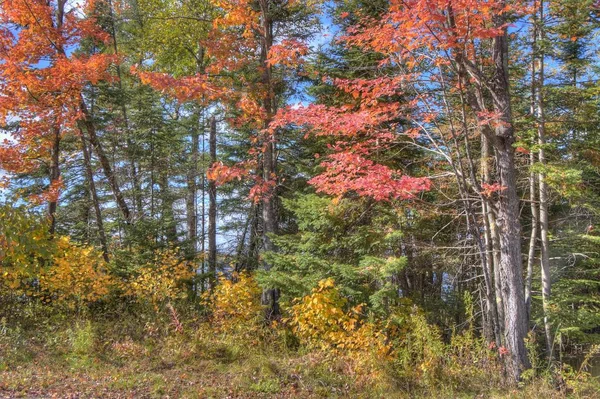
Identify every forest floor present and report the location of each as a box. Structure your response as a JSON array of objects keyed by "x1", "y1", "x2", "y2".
[
  {"x1": 1, "y1": 312, "x2": 598, "y2": 398},
  {"x1": 0, "y1": 355, "x2": 579, "y2": 399},
  {"x1": 1, "y1": 343, "x2": 592, "y2": 398}
]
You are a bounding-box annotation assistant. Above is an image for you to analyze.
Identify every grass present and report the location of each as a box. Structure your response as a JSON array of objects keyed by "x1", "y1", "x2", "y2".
[{"x1": 1, "y1": 306, "x2": 599, "y2": 398}]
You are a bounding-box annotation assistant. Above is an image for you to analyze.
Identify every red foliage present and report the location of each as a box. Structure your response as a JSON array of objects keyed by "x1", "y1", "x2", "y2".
[
  {"x1": 133, "y1": 66, "x2": 222, "y2": 104},
  {"x1": 0, "y1": 0, "x2": 114, "y2": 204},
  {"x1": 480, "y1": 183, "x2": 507, "y2": 198},
  {"x1": 309, "y1": 152, "x2": 431, "y2": 201},
  {"x1": 271, "y1": 0, "x2": 531, "y2": 202}
]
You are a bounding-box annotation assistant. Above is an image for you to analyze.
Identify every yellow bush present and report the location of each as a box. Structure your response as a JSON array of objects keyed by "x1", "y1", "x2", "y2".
[
  {"x1": 287, "y1": 278, "x2": 392, "y2": 384},
  {"x1": 207, "y1": 273, "x2": 263, "y2": 336},
  {"x1": 288, "y1": 279, "x2": 388, "y2": 353},
  {"x1": 39, "y1": 237, "x2": 114, "y2": 306},
  {"x1": 0, "y1": 205, "x2": 52, "y2": 295},
  {"x1": 126, "y1": 249, "x2": 194, "y2": 308}
]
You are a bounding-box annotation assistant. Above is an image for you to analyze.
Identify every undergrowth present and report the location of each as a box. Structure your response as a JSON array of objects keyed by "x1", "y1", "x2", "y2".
[{"x1": 1, "y1": 274, "x2": 598, "y2": 398}]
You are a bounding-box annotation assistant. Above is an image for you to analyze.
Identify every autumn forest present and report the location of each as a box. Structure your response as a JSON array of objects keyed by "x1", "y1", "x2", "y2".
[{"x1": 1, "y1": 0, "x2": 600, "y2": 397}]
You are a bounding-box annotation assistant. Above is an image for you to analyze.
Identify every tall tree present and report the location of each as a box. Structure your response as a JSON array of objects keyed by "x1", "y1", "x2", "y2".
[
  {"x1": 276, "y1": 0, "x2": 532, "y2": 380},
  {"x1": 0, "y1": 0, "x2": 115, "y2": 230}
]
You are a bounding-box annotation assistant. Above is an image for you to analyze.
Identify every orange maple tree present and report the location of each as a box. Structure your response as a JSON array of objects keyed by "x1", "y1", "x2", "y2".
[
  {"x1": 0, "y1": 0, "x2": 114, "y2": 231},
  {"x1": 134, "y1": 0, "x2": 317, "y2": 203}
]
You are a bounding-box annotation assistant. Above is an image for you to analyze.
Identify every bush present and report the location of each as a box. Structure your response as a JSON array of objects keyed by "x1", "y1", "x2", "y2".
[
  {"x1": 125, "y1": 248, "x2": 194, "y2": 309},
  {"x1": 40, "y1": 237, "x2": 114, "y2": 308},
  {"x1": 206, "y1": 273, "x2": 264, "y2": 338}
]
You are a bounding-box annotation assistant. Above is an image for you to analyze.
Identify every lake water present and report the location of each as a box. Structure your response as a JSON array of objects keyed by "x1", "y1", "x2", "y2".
[{"x1": 563, "y1": 355, "x2": 600, "y2": 377}]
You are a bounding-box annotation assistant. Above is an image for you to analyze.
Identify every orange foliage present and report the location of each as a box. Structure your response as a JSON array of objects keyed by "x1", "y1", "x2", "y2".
[
  {"x1": 0, "y1": 0, "x2": 114, "y2": 204},
  {"x1": 267, "y1": 39, "x2": 309, "y2": 67}
]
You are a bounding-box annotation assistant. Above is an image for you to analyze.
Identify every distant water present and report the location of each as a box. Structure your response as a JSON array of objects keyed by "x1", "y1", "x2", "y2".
[{"x1": 563, "y1": 355, "x2": 600, "y2": 377}]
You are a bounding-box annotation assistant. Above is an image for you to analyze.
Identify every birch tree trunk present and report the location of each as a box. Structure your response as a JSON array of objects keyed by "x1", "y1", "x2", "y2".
[{"x1": 535, "y1": 0, "x2": 553, "y2": 355}]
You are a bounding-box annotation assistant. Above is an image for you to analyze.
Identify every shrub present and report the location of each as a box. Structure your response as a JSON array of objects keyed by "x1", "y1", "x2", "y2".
[
  {"x1": 206, "y1": 273, "x2": 263, "y2": 337},
  {"x1": 0, "y1": 205, "x2": 52, "y2": 296},
  {"x1": 39, "y1": 237, "x2": 114, "y2": 308},
  {"x1": 126, "y1": 248, "x2": 194, "y2": 309},
  {"x1": 287, "y1": 278, "x2": 392, "y2": 384}
]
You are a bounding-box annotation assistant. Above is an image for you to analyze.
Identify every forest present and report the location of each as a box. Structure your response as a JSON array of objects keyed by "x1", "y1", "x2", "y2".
[{"x1": 1, "y1": 0, "x2": 600, "y2": 397}]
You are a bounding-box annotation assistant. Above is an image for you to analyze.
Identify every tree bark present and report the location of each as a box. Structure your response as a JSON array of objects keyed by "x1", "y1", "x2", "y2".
[
  {"x1": 159, "y1": 170, "x2": 178, "y2": 243},
  {"x1": 48, "y1": 126, "x2": 61, "y2": 236},
  {"x1": 186, "y1": 109, "x2": 200, "y2": 258},
  {"x1": 80, "y1": 130, "x2": 109, "y2": 262},
  {"x1": 79, "y1": 98, "x2": 132, "y2": 224},
  {"x1": 108, "y1": 0, "x2": 142, "y2": 218},
  {"x1": 481, "y1": 135, "x2": 502, "y2": 347},
  {"x1": 186, "y1": 52, "x2": 205, "y2": 260},
  {"x1": 525, "y1": 150, "x2": 538, "y2": 320},
  {"x1": 208, "y1": 116, "x2": 217, "y2": 286},
  {"x1": 525, "y1": 24, "x2": 538, "y2": 319},
  {"x1": 535, "y1": 0, "x2": 553, "y2": 355},
  {"x1": 259, "y1": 0, "x2": 280, "y2": 320},
  {"x1": 491, "y1": 12, "x2": 531, "y2": 380},
  {"x1": 47, "y1": 1, "x2": 65, "y2": 237}
]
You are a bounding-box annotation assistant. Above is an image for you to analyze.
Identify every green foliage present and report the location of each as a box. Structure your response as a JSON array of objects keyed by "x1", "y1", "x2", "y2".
[
  {"x1": 259, "y1": 194, "x2": 409, "y2": 314},
  {"x1": 550, "y1": 234, "x2": 600, "y2": 347},
  {"x1": 1, "y1": 0, "x2": 600, "y2": 395},
  {"x1": 67, "y1": 320, "x2": 96, "y2": 369}
]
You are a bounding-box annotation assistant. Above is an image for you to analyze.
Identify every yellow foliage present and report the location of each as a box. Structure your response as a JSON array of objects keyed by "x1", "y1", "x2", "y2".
[
  {"x1": 126, "y1": 249, "x2": 193, "y2": 308},
  {"x1": 39, "y1": 237, "x2": 113, "y2": 306},
  {"x1": 206, "y1": 273, "x2": 263, "y2": 336},
  {"x1": 287, "y1": 278, "x2": 391, "y2": 375},
  {"x1": 287, "y1": 279, "x2": 449, "y2": 386}
]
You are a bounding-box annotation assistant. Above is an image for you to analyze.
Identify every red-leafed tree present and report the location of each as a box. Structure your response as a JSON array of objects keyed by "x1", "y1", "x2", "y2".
[
  {"x1": 274, "y1": 0, "x2": 531, "y2": 381},
  {"x1": 0, "y1": 0, "x2": 130, "y2": 241}
]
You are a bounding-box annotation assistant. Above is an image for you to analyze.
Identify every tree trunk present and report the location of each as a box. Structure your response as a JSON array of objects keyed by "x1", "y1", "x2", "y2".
[
  {"x1": 535, "y1": 0, "x2": 553, "y2": 355},
  {"x1": 79, "y1": 98, "x2": 132, "y2": 224},
  {"x1": 259, "y1": 0, "x2": 280, "y2": 320},
  {"x1": 55, "y1": 0, "x2": 131, "y2": 226},
  {"x1": 159, "y1": 171, "x2": 178, "y2": 243},
  {"x1": 80, "y1": 131, "x2": 109, "y2": 262},
  {"x1": 208, "y1": 116, "x2": 217, "y2": 286},
  {"x1": 491, "y1": 13, "x2": 531, "y2": 379},
  {"x1": 108, "y1": 0, "x2": 142, "y2": 218},
  {"x1": 186, "y1": 109, "x2": 200, "y2": 259},
  {"x1": 525, "y1": 150, "x2": 538, "y2": 320},
  {"x1": 234, "y1": 209, "x2": 252, "y2": 272},
  {"x1": 481, "y1": 135, "x2": 502, "y2": 347},
  {"x1": 525, "y1": 26, "x2": 538, "y2": 319},
  {"x1": 48, "y1": 126, "x2": 61, "y2": 236}
]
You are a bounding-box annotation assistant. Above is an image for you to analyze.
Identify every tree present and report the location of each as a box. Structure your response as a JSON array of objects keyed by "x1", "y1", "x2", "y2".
[
  {"x1": 0, "y1": 0, "x2": 115, "y2": 232},
  {"x1": 275, "y1": 0, "x2": 532, "y2": 380}
]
